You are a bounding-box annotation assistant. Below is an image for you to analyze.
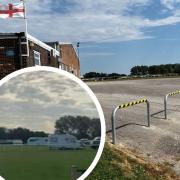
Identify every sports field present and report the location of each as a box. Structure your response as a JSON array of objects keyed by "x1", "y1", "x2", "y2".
[{"x1": 0, "y1": 146, "x2": 96, "y2": 180}]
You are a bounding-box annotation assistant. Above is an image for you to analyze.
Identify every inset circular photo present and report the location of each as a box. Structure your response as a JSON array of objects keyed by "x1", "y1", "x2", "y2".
[{"x1": 0, "y1": 67, "x2": 105, "y2": 180}]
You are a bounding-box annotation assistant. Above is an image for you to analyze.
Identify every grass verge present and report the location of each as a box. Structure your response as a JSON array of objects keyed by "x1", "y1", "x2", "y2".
[{"x1": 87, "y1": 142, "x2": 179, "y2": 180}]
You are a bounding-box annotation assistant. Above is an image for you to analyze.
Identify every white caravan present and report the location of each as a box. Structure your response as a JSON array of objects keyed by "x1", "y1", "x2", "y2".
[
  {"x1": 27, "y1": 137, "x2": 48, "y2": 145},
  {"x1": 48, "y1": 134, "x2": 81, "y2": 149},
  {"x1": 0, "y1": 139, "x2": 23, "y2": 145}
]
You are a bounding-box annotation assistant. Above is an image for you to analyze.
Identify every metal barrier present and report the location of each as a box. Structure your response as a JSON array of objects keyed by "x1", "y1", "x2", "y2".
[
  {"x1": 112, "y1": 99, "x2": 150, "y2": 144},
  {"x1": 164, "y1": 90, "x2": 180, "y2": 119}
]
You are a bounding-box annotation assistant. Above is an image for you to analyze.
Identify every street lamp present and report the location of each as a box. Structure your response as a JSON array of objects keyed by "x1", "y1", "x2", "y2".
[{"x1": 77, "y1": 42, "x2": 80, "y2": 59}]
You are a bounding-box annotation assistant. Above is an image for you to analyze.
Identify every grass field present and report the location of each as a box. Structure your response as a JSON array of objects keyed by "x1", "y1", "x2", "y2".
[{"x1": 0, "y1": 146, "x2": 96, "y2": 180}]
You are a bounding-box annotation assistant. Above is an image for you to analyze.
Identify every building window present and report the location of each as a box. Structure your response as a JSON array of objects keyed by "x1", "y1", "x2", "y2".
[
  {"x1": 48, "y1": 52, "x2": 51, "y2": 64},
  {"x1": 6, "y1": 48, "x2": 15, "y2": 57},
  {"x1": 34, "y1": 51, "x2": 41, "y2": 66}
]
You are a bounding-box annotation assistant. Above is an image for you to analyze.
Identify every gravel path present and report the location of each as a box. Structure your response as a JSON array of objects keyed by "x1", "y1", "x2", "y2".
[{"x1": 88, "y1": 78, "x2": 180, "y2": 174}]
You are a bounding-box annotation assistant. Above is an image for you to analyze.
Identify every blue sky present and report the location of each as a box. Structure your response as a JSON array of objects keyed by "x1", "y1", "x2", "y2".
[{"x1": 1, "y1": 0, "x2": 180, "y2": 74}]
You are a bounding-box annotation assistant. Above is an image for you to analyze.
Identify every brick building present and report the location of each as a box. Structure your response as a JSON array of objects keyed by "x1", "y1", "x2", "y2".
[
  {"x1": 0, "y1": 32, "x2": 80, "y2": 79},
  {"x1": 46, "y1": 42, "x2": 80, "y2": 77}
]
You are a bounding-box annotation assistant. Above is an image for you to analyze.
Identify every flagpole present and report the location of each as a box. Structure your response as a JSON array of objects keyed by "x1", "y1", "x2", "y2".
[{"x1": 22, "y1": 0, "x2": 29, "y2": 57}]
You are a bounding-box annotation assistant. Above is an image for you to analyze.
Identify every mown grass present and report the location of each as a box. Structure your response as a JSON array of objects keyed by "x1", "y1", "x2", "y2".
[
  {"x1": 0, "y1": 146, "x2": 96, "y2": 180},
  {"x1": 87, "y1": 143, "x2": 179, "y2": 180}
]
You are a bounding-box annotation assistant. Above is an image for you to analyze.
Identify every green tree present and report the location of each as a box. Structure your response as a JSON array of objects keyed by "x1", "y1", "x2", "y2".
[
  {"x1": 55, "y1": 115, "x2": 101, "y2": 139},
  {"x1": 0, "y1": 127, "x2": 6, "y2": 139},
  {"x1": 0, "y1": 127, "x2": 48, "y2": 144}
]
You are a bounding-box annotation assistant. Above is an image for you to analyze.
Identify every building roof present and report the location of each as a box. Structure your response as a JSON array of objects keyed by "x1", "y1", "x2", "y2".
[
  {"x1": 0, "y1": 32, "x2": 60, "y2": 56},
  {"x1": 46, "y1": 41, "x2": 79, "y2": 58},
  {"x1": 27, "y1": 34, "x2": 60, "y2": 56}
]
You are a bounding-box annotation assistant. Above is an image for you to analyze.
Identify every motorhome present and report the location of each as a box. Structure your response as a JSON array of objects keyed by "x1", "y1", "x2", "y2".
[{"x1": 48, "y1": 134, "x2": 81, "y2": 149}]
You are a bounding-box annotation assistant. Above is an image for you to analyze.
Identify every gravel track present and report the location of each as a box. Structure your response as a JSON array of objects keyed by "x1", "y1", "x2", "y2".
[{"x1": 88, "y1": 78, "x2": 180, "y2": 174}]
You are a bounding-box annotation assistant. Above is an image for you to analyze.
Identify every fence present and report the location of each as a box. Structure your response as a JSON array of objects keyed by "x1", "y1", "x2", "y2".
[
  {"x1": 112, "y1": 99, "x2": 150, "y2": 145},
  {"x1": 164, "y1": 90, "x2": 180, "y2": 119}
]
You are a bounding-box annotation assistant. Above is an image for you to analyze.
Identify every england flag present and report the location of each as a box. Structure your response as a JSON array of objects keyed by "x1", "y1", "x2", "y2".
[{"x1": 0, "y1": 2, "x2": 25, "y2": 19}]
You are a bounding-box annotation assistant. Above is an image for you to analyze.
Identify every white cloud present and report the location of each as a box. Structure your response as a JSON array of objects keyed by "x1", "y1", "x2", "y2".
[
  {"x1": 161, "y1": 0, "x2": 180, "y2": 10},
  {"x1": 1, "y1": 0, "x2": 180, "y2": 42},
  {"x1": 0, "y1": 71, "x2": 99, "y2": 133}
]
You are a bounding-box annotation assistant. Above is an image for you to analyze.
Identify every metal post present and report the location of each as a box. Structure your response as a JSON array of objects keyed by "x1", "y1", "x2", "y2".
[
  {"x1": 146, "y1": 101, "x2": 150, "y2": 127},
  {"x1": 22, "y1": 0, "x2": 29, "y2": 57},
  {"x1": 77, "y1": 42, "x2": 80, "y2": 59},
  {"x1": 112, "y1": 107, "x2": 119, "y2": 145},
  {"x1": 164, "y1": 94, "x2": 168, "y2": 119},
  {"x1": 18, "y1": 36, "x2": 23, "y2": 68},
  {"x1": 112, "y1": 99, "x2": 151, "y2": 145},
  {"x1": 71, "y1": 165, "x2": 77, "y2": 180}
]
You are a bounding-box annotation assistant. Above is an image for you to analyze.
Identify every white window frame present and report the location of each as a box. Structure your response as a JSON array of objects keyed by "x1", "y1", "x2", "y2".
[{"x1": 33, "y1": 51, "x2": 41, "y2": 66}]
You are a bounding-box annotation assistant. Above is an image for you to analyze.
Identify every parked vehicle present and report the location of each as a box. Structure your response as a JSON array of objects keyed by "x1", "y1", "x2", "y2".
[
  {"x1": 0, "y1": 139, "x2": 23, "y2": 145},
  {"x1": 48, "y1": 134, "x2": 81, "y2": 149},
  {"x1": 79, "y1": 138, "x2": 91, "y2": 147},
  {"x1": 91, "y1": 137, "x2": 101, "y2": 149},
  {"x1": 27, "y1": 137, "x2": 48, "y2": 146}
]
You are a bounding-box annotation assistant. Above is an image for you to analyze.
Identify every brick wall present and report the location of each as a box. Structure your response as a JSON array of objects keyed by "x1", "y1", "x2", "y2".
[
  {"x1": 60, "y1": 44, "x2": 80, "y2": 77},
  {"x1": 0, "y1": 33, "x2": 60, "y2": 79},
  {"x1": 27, "y1": 42, "x2": 58, "y2": 67},
  {"x1": 0, "y1": 38, "x2": 21, "y2": 79},
  {"x1": 0, "y1": 33, "x2": 80, "y2": 79}
]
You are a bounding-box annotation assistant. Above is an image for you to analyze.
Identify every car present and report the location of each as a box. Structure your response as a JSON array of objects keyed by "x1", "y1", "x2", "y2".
[
  {"x1": 91, "y1": 137, "x2": 101, "y2": 149},
  {"x1": 80, "y1": 138, "x2": 91, "y2": 147}
]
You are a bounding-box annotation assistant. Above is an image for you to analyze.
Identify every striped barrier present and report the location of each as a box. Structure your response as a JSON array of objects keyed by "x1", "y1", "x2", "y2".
[
  {"x1": 112, "y1": 99, "x2": 150, "y2": 144},
  {"x1": 168, "y1": 90, "x2": 180, "y2": 96},
  {"x1": 164, "y1": 90, "x2": 180, "y2": 119},
  {"x1": 119, "y1": 99, "x2": 147, "y2": 109}
]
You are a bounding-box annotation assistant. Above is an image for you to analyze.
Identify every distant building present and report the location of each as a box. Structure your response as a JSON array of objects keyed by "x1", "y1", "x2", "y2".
[
  {"x1": 0, "y1": 32, "x2": 80, "y2": 79},
  {"x1": 46, "y1": 42, "x2": 80, "y2": 77}
]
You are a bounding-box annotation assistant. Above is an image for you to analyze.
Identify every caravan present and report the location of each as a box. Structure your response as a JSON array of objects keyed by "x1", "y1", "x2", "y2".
[
  {"x1": 27, "y1": 137, "x2": 48, "y2": 146},
  {"x1": 48, "y1": 134, "x2": 81, "y2": 149}
]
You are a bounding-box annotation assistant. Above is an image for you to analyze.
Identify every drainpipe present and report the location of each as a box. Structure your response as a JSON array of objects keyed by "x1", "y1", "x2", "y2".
[{"x1": 18, "y1": 34, "x2": 23, "y2": 69}]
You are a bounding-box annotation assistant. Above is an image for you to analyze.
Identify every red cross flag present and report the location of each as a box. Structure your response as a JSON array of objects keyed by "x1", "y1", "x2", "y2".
[{"x1": 0, "y1": 2, "x2": 25, "y2": 19}]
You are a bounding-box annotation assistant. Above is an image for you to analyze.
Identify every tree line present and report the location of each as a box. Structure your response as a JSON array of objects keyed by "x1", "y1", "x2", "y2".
[
  {"x1": 83, "y1": 64, "x2": 180, "y2": 78},
  {"x1": 83, "y1": 72, "x2": 127, "y2": 79},
  {"x1": 0, "y1": 116, "x2": 101, "y2": 143},
  {"x1": 130, "y1": 64, "x2": 180, "y2": 75},
  {"x1": 0, "y1": 127, "x2": 48, "y2": 144}
]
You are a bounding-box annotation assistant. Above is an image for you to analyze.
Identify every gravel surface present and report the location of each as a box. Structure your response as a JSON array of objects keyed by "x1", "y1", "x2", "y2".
[{"x1": 88, "y1": 78, "x2": 180, "y2": 174}]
